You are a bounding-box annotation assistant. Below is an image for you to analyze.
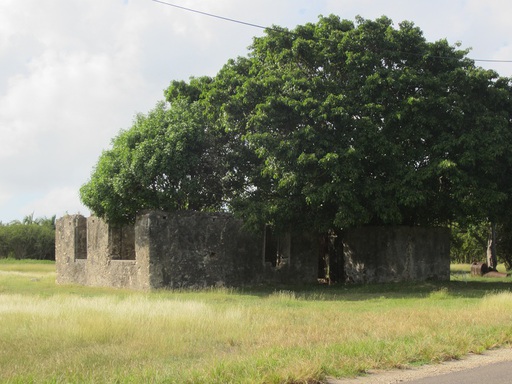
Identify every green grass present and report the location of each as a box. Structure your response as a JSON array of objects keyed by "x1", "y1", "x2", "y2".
[
  {"x1": 1, "y1": 261, "x2": 512, "y2": 383},
  {"x1": 451, "y1": 262, "x2": 508, "y2": 273}
]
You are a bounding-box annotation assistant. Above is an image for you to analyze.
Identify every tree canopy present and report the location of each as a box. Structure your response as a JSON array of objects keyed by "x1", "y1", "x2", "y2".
[{"x1": 80, "y1": 15, "x2": 512, "y2": 235}]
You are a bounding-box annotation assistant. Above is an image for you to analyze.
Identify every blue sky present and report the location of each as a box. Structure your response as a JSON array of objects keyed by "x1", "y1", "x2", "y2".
[{"x1": 1, "y1": 0, "x2": 511, "y2": 223}]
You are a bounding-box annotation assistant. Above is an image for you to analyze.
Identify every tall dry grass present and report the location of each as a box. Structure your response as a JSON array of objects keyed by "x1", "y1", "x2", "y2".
[{"x1": 1, "y1": 262, "x2": 512, "y2": 383}]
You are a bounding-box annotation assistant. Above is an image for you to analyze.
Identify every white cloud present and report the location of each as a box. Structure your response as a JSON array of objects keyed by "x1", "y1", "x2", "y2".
[
  {"x1": 0, "y1": 1, "x2": 157, "y2": 221},
  {"x1": 22, "y1": 186, "x2": 90, "y2": 220},
  {"x1": 1, "y1": 0, "x2": 512, "y2": 222}
]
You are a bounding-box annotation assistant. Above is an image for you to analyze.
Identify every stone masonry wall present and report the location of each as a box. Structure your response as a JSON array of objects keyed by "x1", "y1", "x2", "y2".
[
  {"x1": 55, "y1": 214, "x2": 87, "y2": 285},
  {"x1": 343, "y1": 226, "x2": 450, "y2": 283},
  {"x1": 135, "y1": 211, "x2": 319, "y2": 289},
  {"x1": 56, "y1": 214, "x2": 450, "y2": 289},
  {"x1": 56, "y1": 211, "x2": 319, "y2": 290},
  {"x1": 55, "y1": 215, "x2": 151, "y2": 290},
  {"x1": 84, "y1": 217, "x2": 149, "y2": 289}
]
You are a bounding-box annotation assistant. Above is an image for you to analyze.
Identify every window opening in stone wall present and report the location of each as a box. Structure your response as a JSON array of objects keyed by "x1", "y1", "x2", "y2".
[
  {"x1": 74, "y1": 218, "x2": 87, "y2": 260},
  {"x1": 263, "y1": 226, "x2": 290, "y2": 268},
  {"x1": 109, "y1": 225, "x2": 136, "y2": 260}
]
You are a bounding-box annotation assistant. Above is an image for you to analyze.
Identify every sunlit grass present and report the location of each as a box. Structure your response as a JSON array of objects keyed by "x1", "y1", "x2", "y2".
[
  {"x1": 1, "y1": 261, "x2": 512, "y2": 383},
  {"x1": 451, "y1": 262, "x2": 507, "y2": 273}
]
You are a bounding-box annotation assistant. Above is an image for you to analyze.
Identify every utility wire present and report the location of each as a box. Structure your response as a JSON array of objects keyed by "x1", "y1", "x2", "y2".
[
  {"x1": 151, "y1": 0, "x2": 512, "y2": 64},
  {"x1": 469, "y1": 58, "x2": 512, "y2": 63},
  {"x1": 151, "y1": 0, "x2": 268, "y2": 30}
]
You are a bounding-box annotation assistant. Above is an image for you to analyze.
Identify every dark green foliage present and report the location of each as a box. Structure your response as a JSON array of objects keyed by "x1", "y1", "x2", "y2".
[
  {"x1": 496, "y1": 221, "x2": 512, "y2": 270},
  {"x1": 450, "y1": 222, "x2": 488, "y2": 264},
  {"x1": 207, "y1": 15, "x2": 512, "y2": 232},
  {"x1": 451, "y1": 220, "x2": 512, "y2": 271},
  {"x1": 0, "y1": 215, "x2": 56, "y2": 260},
  {"x1": 80, "y1": 15, "x2": 512, "y2": 239}
]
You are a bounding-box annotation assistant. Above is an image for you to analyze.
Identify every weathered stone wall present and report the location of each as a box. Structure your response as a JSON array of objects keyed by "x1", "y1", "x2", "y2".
[
  {"x1": 84, "y1": 217, "x2": 149, "y2": 289},
  {"x1": 55, "y1": 211, "x2": 319, "y2": 290},
  {"x1": 55, "y1": 214, "x2": 87, "y2": 285},
  {"x1": 135, "y1": 211, "x2": 318, "y2": 288},
  {"x1": 55, "y1": 215, "x2": 151, "y2": 290},
  {"x1": 343, "y1": 226, "x2": 450, "y2": 283},
  {"x1": 56, "y1": 214, "x2": 450, "y2": 289}
]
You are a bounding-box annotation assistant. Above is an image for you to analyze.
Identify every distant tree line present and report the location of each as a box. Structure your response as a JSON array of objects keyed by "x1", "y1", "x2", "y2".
[{"x1": 0, "y1": 214, "x2": 55, "y2": 260}]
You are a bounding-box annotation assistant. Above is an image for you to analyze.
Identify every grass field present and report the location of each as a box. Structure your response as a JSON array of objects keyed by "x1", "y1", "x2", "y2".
[{"x1": 1, "y1": 260, "x2": 512, "y2": 383}]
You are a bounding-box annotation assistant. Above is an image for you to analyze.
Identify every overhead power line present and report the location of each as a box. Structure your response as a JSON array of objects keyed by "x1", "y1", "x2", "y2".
[
  {"x1": 151, "y1": 0, "x2": 512, "y2": 64},
  {"x1": 151, "y1": 0, "x2": 267, "y2": 30},
  {"x1": 470, "y1": 58, "x2": 512, "y2": 63}
]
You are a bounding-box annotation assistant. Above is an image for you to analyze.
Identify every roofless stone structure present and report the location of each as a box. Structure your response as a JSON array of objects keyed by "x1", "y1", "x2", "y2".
[{"x1": 55, "y1": 211, "x2": 450, "y2": 290}]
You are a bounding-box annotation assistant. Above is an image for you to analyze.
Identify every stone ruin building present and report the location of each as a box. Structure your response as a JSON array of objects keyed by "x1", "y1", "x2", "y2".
[{"x1": 55, "y1": 210, "x2": 450, "y2": 290}]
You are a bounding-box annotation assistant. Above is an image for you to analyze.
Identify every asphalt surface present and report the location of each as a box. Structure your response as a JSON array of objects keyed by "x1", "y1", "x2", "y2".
[
  {"x1": 329, "y1": 348, "x2": 512, "y2": 384},
  {"x1": 402, "y1": 361, "x2": 512, "y2": 384}
]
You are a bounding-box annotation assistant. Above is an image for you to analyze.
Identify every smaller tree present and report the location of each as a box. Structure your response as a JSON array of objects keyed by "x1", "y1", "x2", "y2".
[{"x1": 80, "y1": 98, "x2": 228, "y2": 224}]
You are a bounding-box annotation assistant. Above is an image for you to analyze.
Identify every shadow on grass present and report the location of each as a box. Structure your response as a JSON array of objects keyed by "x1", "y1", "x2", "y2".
[
  {"x1": 235, "y1": 277, "x2": 512, "y2": 302},
  {"x1": 2, "y1": 259, "x2": 511, "y2": 302}
]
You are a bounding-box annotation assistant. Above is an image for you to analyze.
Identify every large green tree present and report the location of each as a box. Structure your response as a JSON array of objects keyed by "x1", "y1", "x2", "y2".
[
  {"x1": 81, "y1": 15, "x2": 512, "y2": 238},
  {"x1": 199, "y1": 15, "x2": 512, "y2": 232}
]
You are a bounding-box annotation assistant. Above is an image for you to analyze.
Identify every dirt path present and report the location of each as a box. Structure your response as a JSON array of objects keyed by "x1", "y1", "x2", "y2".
[{"x1": 327, "y1": 348, "x2": 512, "y2": 384}]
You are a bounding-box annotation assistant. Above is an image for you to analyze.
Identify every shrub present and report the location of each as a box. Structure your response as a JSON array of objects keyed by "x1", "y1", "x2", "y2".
[{"x1": 0, "y1": 216, "x2": 55, "y2": 260}]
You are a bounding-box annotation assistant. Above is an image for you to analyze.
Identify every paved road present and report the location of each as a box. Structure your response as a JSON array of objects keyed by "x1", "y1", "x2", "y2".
[
  {"x1": 407, "y1": 361, "x2": 512, "y2": 384},
  {"x1": 329, "y1": 349, "x2": 512, "y2": 384}
]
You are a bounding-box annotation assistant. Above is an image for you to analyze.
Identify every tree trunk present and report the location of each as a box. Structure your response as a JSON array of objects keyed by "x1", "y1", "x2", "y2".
[{"x1": 486, "y1": 222, "x2": 497, "y2": 270}]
